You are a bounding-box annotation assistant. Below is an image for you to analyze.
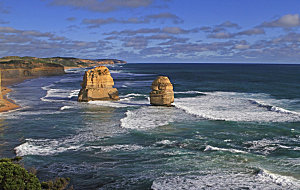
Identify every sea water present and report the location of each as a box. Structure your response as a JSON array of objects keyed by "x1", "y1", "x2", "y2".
[{"x1": 0, "y1": 63, "x2": 300, "y2": 189}]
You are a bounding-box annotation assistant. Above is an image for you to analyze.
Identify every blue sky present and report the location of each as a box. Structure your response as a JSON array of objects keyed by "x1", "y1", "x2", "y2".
[{"x1": 0, "y1": 0, "x2": 299, "y2": 63}]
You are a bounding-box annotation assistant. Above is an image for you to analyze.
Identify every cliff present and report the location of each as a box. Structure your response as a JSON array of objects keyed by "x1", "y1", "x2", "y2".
[
  {"x1": 0, "y1": 59, "x2": 65, "y2": 85},
  {"x1": 0, "y1": 56, "x2": 126, "y2": 68},
  {"x1": 78, "y1": 66, "x2": 119, "y2": 102}
]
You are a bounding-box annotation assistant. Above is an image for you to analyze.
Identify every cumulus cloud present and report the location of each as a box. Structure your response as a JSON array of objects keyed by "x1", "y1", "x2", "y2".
[
  {"x1": 0, "y1": 26, "x2": 109, "y2": 58},
  {"x1": 208, "y1": 32, "x2": 234, "y2": 39},
  {"x1": 82, "y1": 12, "x2": 183, "y2": 28},
  {"x1": 216, "y1": 21, "x2": 240, "y2": 28},
  {"x1": 260, "y1": 14, "x2": 300, "y2": 28},
  {"x1": 49, "y1": 0, "x2": 153, "y2": 12},
  {"x1": 104, "y1": 27, "x2": 199, "y2": 36},
  {"x1": 145, "y1": 12, "x2": 183, "y2": 24},
  {"x1": 208, "y1": 28, "x2": 265, "y2": 39},
  {"x1": 66, "y1": 17, "x2": 77, "y2": 21}
]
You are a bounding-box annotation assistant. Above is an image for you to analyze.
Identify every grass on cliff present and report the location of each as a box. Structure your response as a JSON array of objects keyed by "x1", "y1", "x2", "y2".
[{"x1": 0, "y1": 157, "x2": 72, "y2": 190}]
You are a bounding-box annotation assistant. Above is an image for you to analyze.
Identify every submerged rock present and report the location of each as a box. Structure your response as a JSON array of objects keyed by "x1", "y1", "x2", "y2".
[
  {"x1": 78, "y1": 66, "x2": 119, "y2": 102},
  {"x1": 150, "y1": 76, "x2": 174, "y2": 106}
]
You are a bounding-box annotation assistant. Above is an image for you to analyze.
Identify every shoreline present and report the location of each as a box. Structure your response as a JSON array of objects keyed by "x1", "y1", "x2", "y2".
[
  {"x1": 0, "y1": 64, "x2": 121, "y2": 113},
  {"x1": 0, "y1": 87, "x2": 20, "y2": 113}
]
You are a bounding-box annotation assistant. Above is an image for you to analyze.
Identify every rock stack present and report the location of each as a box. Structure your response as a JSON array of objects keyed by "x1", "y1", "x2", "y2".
[
  {"x1": 150, "y1": 76, "x2": 174, "y2": 106},
  {"x1": 78, "y1": 66, "x2": 119, "y2": 102}
]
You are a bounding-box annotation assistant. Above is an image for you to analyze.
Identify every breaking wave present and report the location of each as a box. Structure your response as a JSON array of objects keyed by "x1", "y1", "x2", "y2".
[{"x1": 174, "y1": 91, "x2": 300, "y2": 122}]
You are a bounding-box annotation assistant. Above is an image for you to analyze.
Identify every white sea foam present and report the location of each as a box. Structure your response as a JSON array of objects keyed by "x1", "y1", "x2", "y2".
[
  {"x1": 204, "y1": 145, "x2": 248, "y2": 154},
  {"x1": 257, "y1": 169, "x2": 300, "y2": 188},
  {"x1": 41, "y1": 84, "x2": 80, "y2": 102},
  {"x1": 245, "y1": 137, "x2": 298, "y2": 155},
  {"x1": 120, "y1": 106, "x2": 179, "y2": 130},
  {"x1": 60, "y1": 106, "x2": 73, "y2": 111},
  {"x1": 151, "y1": 169, "x2": 300, "y2": 190},
  {"x1": 87, "y1": 144, "x2": 144, "y2": 152},
  {"x1": 174, "y1": 91, "x2": 204, "y2": 94},
  {"x1": 68, "y1": 89, "x2": 80, "y2": 98},
  {"x1": 14, "y1": 138, "x2": 82, "y2": 156},
  {"x1": 88, "y1": 101, "x2": 136, "y2": 108},
  {"x1": 174, "y1": 91, "x2": 300, "y2": 122},
  {"x1": 155, "y1": 140, "x2": 176, "y2": 145},
  {"x1": 64, "y1": 68, "x2": 84, "y2": 74}
]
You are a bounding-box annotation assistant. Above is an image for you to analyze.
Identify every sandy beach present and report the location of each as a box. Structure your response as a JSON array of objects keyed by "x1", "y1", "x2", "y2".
[{"x1": 0, "y1": 87, "x2": 19, "y2": 113}]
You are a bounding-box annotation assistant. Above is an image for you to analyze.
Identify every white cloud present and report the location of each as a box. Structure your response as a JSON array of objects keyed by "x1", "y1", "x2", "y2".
[{"x1": 261, "y1": 14, "x2": 300, "y2": 28}]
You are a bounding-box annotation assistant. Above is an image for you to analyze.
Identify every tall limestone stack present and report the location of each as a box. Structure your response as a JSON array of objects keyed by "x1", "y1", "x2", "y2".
[
  {"x1": 78, "y1": 66, "x2": 119, "y2": 102},
  {"x1": 150, "y1": 76, "x2": 174, "y2": 106}
]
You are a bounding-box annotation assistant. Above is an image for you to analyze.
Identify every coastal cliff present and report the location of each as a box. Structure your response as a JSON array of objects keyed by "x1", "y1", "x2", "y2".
[
  {"x1": 0, "y1": 56, "x2": 126, "y2": 69},
  {"x1": 0, "y1": 59, "x2": 65, "y2": 86}
]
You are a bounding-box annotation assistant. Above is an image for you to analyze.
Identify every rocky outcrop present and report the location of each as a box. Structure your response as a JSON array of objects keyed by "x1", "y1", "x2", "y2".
[
  {"x1": 78, "y1": 66, "x2": 119, "y2": 102},
  {"x1": 150, "y1": 76, "x2": 174, "y2": 106}
]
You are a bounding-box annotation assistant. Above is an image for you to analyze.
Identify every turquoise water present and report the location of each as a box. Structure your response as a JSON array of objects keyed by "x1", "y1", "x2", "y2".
[{"x1": 1, "y1": 63, "x2": 300, "y2": 189}]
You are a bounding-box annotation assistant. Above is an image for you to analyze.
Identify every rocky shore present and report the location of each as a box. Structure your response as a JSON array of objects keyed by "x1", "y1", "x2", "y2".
[{"x1": 0, "y1": 56, "x2": 126, "y2": 112}]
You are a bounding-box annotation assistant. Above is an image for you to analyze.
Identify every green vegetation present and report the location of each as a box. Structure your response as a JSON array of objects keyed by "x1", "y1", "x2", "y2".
[
  {"x1": 0, "y1": 157, "x2": 72, "y2": 190},
  {"x1": 0, "y1": 56, "x2": 126, "y2": 68}
]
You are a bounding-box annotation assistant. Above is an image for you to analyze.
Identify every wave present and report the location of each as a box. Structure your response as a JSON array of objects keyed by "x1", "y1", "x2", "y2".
[
  {"x1": 244, "y1": 136, "x2": 299, "y2": 155},
  {"x1": 174, "y1": 91, "x2": 205, "y2": 95},
  {"x1": 85, "y1": 144, "x2": 144, "y2": 152},
  {"x1": 151, "y1": 169, "x2": 300, "y2": 190},
  {"x1": 204, "y1": 145, "x2": 248, "y2": 154},
  {"x1": 174, "y1": 91, "x2": 300, "y2": 122},
  {"x1": 14, "y1": 138, "x2": 82, "y2": 156},
  {"x1": 248, "y1": 99, "x2": 300, "y2": 115},
  {"x1": 120, "y1": 106, "x2": 180, "y2": 130},
  {"x1": 88, "y1": 101, "x2": 138, "y2": 108},
  {"x1": 14, "y1": 137, "x2": 143, "y2": 156},
  {"x1": 41, "y1": 84, "x2": 80, "y2": 102},
  {"x1": 60, "y1": 106, "x2": 73, "y2": 111}
]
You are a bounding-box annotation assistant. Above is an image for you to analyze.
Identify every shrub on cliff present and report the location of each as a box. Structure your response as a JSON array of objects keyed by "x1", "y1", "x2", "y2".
[
  {"x1": 0, "y1": 157, "x2": 41, "y2": 190},
  {"x1": 0, "y1": 157, "x2": 72, "y2": 190}
]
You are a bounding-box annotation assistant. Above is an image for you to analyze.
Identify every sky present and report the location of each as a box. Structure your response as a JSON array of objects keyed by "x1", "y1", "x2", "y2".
[{"x1": 0, "y1": 0, "x2": 300, "y2": 63}]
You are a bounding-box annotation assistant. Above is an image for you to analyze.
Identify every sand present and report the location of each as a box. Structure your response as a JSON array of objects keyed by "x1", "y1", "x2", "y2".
[{"x1": 0, "y1": 87, "x2": 20, "y2": 113}]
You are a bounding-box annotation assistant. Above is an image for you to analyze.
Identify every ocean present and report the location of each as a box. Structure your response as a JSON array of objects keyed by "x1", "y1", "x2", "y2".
[{"x1": 1, "y1": 63, "x2": 300, "y2": 189}]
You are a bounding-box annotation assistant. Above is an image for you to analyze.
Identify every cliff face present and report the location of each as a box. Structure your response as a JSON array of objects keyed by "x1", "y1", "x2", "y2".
[
  {"x1": 78, "y1": 66, "x2": 119, "y2": 102},
  {"x1": 0, "y1": 56, "x2": 126, "y2": 68},
  {"x1": 150, "y1": 76, "x2": 174, "y2": 106},
  {"x1": 0, "y1": 60, "x2": 65, "y2": 85}
]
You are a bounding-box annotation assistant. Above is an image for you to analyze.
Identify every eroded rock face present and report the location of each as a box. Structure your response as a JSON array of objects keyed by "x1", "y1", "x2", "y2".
[
  {"x1": 78, "y1": 66, "x2": 119, "y2": 102},
  {"x1": 150, "y1": 76, "x2": 174, "y2": 106}
]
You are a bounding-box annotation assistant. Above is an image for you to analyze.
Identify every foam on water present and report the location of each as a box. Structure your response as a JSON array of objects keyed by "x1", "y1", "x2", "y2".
[
  {"x1": 174, "y1": 91, "x2": 300, "y2": 122},
  {"x1": 120, "y1": 106, "x2": 180, "y2": 130},
  {"x1": 60, "y1": 106, "x2": 73, "y2": 111},
  {"x1": 68, "y1": 89, "x2": 80, "y2": 98},
  {"x1": 86, "y1": 144, "x2": 144, "y2": 152},
  {"x1": 14, "y1": 138, "x2": 82, "y2": 156},
  {"x1": 204, "y1": 145, "x2": 248, "y2": 154},
  {"x1": 151, "y1": 169, "x2": 300, "y2": 190},
  {"x1": 64, "y1": 68, "x2": 84, "y2": 74},
  {"x1": 245, "y1": 136, "x2": 300, "y2": 155},
  {"x1": 88, "y1": 101, "x2": 136, "y2": 108},
  {"x1": 41, "y1": 84, "x2": 80, "y2": 102}
]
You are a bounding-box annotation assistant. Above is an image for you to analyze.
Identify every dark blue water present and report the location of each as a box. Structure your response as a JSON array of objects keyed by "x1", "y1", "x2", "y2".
[{"x1": 1, "y1": 64, "x2": 300, "y2": 189}]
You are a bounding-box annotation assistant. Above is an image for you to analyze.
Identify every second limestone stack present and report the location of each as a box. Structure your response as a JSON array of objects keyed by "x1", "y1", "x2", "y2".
[{"x1": 150, "y1": 76, "x2": 174, "y2": 106}]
